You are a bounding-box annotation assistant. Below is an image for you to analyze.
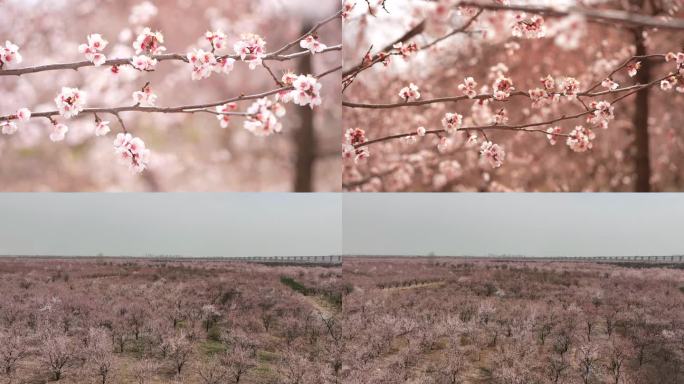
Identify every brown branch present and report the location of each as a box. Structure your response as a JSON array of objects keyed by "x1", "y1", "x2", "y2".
[
  {"x1": 353, "y1": 73, "x2": 677, "y2": 148},
  {"x1": 455, "y1": 1, "x2": 684, "y2": 30},
  {"x1": 0, "y1": 45, "x2": 341, "y2": 77},
  {"x1": 0, "y1": 65, "x2": 341, "y2": 122}
]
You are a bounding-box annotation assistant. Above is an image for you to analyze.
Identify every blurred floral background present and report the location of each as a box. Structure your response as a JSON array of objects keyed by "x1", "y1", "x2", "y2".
[{"x1": 0, "y1": 0, "x2": 341, "y2": 191}]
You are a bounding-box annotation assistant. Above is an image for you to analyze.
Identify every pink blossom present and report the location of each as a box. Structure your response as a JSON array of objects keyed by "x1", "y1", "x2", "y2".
[
  {"x1": 244, "y1": 98, "x2": 283, "y2": 137},
  {"x1": 441, "y1": 112, "x2": 463, "y2": 135},
  {"x1": 94, "y1": 120, "x2": 110, "y2": 137},
  {"x1": 601, "y1": 78, "x2": 619, "y2": 90},
  {"x1": 480, "y1": 141, "x2": 505, "y2": 168},
  {"x1": 512, "y1": 15, "x2": 546, "y2": 39},
  {"x1": 50, "y1": 123, "x2": 69, "y2": 142},
  {"x1": 113, "y1": 132, "x2": 151, "y2": 173},
  {"x1": 205, "y1": 30, "x2": 227, "y2": 51},
  {"x1": 588, "y1": 100, "x2": 614, "y2": 129},
  {"x1": 492, "y1": 76, "x2": 514, "y2": 100},
  {"x1": 399, "y1": 83, "x2": 420, "y2": 101},
  {"x1": 133, "y1": 27, "x2": 165, "y2": 55},
  {"x1": 566, "y1": 125, "x2": 595, "y2": 152},
  {"x1": 78, "y1": 34, "x2": 108, "y2": 66},
  {"x1": 1, "y1": 120, "x2": 18, "y2": 135},
  {"x1": 561, "y1": 77, "x2": 580, "y2": 98},
  {"x1": 492, "y1": 109, "x2": 508, "y2": 125},
  {"x1": 458, "y1": 77, "x2": 478, "y2": 99},
  {"x1": 234, "y1": 33, "x2": 266, "y2": 70},
  {"x1": 290, "y1": 75, "x2": 322, "y2": 108},
  {"x1": 132, "y1": 84, "x2": 157, "y2": 106},
  {"x1": 626, "y1": 61, "x2": 641, "y2": 77},
  {"x1": 344, "y1": 127, "x2": 369, "y2": 163},
  {"x1": 54, "y1": 87, "x2": 86, "y2": 118},
  {"x1": 130, "y1": 55, "x2": 158, "y2": 71},
  {"x1": 541, "y1": 75, "x2": 555, "y2": 91},
  {"x1": 215, "y1": 103, "x2": 237, "y2": 128},
  {"x1": 417, "y1": 126, "x2": 426, "y2": 137},
  {"x1": 393, "y1": 42, "x2": 418, "y2": 58},
  {"x1": 300, "y1": 35, "x2": 327, "y2": 54},
  {"x1": 16, "y1": 108, "x2": 31, "y2": 121},
  {"x1": 546, "y1": 126, "x2": 561, "y2": 145},
  {"x1": 0, "y1": 41, "x2": 22, "y2": 67},
  {"x1": 660, "y1": 79, "x2": 673, "y2": 91},
  {"x1": 342, "y1": 0, "x2": 356, "y2": 20}
]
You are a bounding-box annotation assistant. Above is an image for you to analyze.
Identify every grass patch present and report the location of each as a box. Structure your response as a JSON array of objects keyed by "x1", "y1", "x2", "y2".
[
  {"x1": 199, "y1": 339, "x2": 226, "y2": 356},
  {"x1": 280, "y1": 276, "x2": 310, "y2": 295}
]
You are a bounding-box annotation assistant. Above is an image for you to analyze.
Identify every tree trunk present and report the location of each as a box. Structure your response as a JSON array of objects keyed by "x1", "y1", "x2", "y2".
[
  {"x1": 632, "y1": 28, "x2": 651, "y2": 192},
  {"x1": 293, "y1": 23, "x2": 316, "y2": 192}
]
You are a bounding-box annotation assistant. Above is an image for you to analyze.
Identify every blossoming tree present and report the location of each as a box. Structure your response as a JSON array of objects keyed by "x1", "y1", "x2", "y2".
[
  {"x1": 342, "y1": 0, "x2": 684, "y2": 191},
  {"x1": 0, "y1": 0, "x2": 341, "y2": 191}
]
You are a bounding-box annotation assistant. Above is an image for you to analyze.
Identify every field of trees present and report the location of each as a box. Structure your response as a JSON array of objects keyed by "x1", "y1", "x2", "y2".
[
  {"x1": 341, "y1": 257, "x2": 684, "y2": 384},
  {"x1": 0, "y1": 258, "x2": 342, "y2": 383}
]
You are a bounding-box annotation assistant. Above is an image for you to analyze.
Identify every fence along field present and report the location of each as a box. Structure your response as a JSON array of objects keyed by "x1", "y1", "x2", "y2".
[
  {"x1": 0, "y1": 257, "x2": 343, "y2": 384},
  {"x1": 341, "y1": 256, "x2": 684, "y2": 384}
]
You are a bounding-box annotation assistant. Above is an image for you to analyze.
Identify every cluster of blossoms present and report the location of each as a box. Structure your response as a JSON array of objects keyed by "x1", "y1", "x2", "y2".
[
  {"x1": 492, "y1": 76, "x2": 514, "y2": 100},
  {"x1": 54, "y1": 87, "x2": 86, "y2": 118},
  {"x1": 215, "y1": 102, "x2": 237, "y2": 128},
  {"x1": 133, "y1": 27, "x2": 166, "y2": 55},
  {"x1": 113, "y1": 133, "x2": 150, "y2": 173},
  {"x1": 545, "y1": 126, "x2": 562, "y2": 145},
  {"x1": 512, "y1": 15, "x2": 546, "y2": 39},
  {"x1": 561, "y1": 77, "x2": 581, "y2": 98},
  {"x1": 343, "y1": 128, "x2": 369, "y2": 163},
  {"x1": 132, "y1": 83, "x2": 157, "y2": 106},
  {"x1": 392, "y1": 42, "x2": 419, "y2": 58},
  {"x1": 281, "y1": 74, "x2": 323, "y2": 108},
  {"x1": 0, "y1": 108, "x2": 30, "y2": 135},
  {"x1": 0, "y1": 40, "x2": 22, "y2": 67},
  {"x1": 130, "y1": 28, "x2": 165, "y2": 71},
  {"x1": 130, "y1": 54, "x2": 158, "y2": 71},
  {"x1": 300, "y1": 35, "x2": 327, "y2": 54},
  {"x1": 480, "y1": 141, "x2": 506, "y2": 168},
  {"x1": 665, "y1": 51, "x2": 684, "y2": 74},
  {"x1": 49, "y1": 122, "x2": 69, "y2": 142},
  {"x1": 234, "y1": 33, "x2": 266, "y2": 70},
  {"x1": 399, "y1": 83, "x2": 420, "y2": 101},
  {"x1": 566, "y1": 126, "x2": 595, "y2": 152},
  {"x1": 186, "y1": 48, "x2": 235, "y2": 80},
  {"x1": 588, "y1": 100, "x2": 614, "y2": 129},
  {"x1": 458, "y1": 77, "x2": 478, "y2": 99},
  {"x1": 243, "y1": 97, "x2": 285, "y2": 137},
  {"x1": 205, "y1": 30, "x2": 227, "y2": 50},
  {"x1": 441, "y1": 112, "x2": 463, "y2": 135},
  {"x1": 78, "y1": 34, "x2": 108, "y2": 66},
  {"x1": 492, "y1": 108, "x2": 508, "y2": 125}
]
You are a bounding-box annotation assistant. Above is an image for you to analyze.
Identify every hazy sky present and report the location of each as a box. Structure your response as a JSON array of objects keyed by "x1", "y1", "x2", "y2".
[
  {"x1": 343, "y1": 194, "x2": 684, "y2": 257},
  {"x1": 0, "y1": 193, "x2": 341, "y2": 258}
]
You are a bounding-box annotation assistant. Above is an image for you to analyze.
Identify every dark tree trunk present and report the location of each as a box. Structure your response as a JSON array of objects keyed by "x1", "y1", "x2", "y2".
[
  {"x1": 293, "y1": 23, "x2": 316, "y2": 192},
  {"x1": 633, "y1": 28, "x2": 652, "y2": 192}
]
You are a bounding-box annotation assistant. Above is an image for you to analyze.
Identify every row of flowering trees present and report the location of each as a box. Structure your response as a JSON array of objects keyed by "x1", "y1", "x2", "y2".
[
  {"x1": 0, "y1": 258, "x2": 343, "y2": 383},
  {"x1": 342, "y1": 0, "x2": 684, "y2": 191},
  {"x1": 341, "y1": 258, "x2": 684, "y2": 384}
]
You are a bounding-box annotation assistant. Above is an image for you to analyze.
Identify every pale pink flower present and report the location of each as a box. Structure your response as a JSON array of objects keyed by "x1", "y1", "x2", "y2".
[
  {"x1": 546, "y1": 126, "x2": 561, "y2": 145},
  {"x1": 130, "y1": 55, "x2": 158, "y2": 71},
  {"x1": 0, "y1": 121, "x2": 18, "y2": 135},
  {"x1": 480, "y1": 141, "x2": 505, "y2": 168},
  {"x1": 300, "y1": 35, "x2": 327, "y2": 54},
  {"x1": 0, "y1": 41, "x2": 22, "y2": 66},
  {"x1": 417, "y1": 126, "x2": 426, "y2": 137},
  {"x1": 290, "y1": 74, "x2": 322, "y2": 108},
  {"x1": 234, "y1": 33, "x2": 266, "y2": 70},
  {"x1": 399, "y1": 83, "x2": 420, "y2": 101},
  {"x1": 458, "y1": 77, "x2": 478, "y2": 98},
  {"x1": 492, "y1": 76, "x2": 514, "y2": 100},
  {"x1": 113, "y1": 132, "x2": 151, "y2": 173},
  {"x1": 205, "y1": 30, "x2": 227, "y2": 50},
  {"x1": 244, "y1": 98, "x2": 283, "y2": 137},
  {"x1": 215, "y1": 103, "x2": 237, "y2": 128},
  {"x1": 133, "y1": 27, "x2": 165, "y2": 55},
  {"x1": 54, "y1": 87, "x2": 87, "y2": 118},
  {"x1": 626, "y1": 61, "x2": 641, "y2": 77},
  {"x1": 132, "y1": 84, "x2": 157, "y2": 106},
  {"x1": 16, "y1": 108, "x2": 31, "y2": 121},
  {"x1": 78, "y1": 34, "x2": 109, "y2": 66},
  {"x1": 512, "y1": 15, "x2": 545, "y2": 39},
  {"x1": 601, "y1": 78, "x2": 619, "y2": 90},
  {"x1": 94, "y1": 120, "x2": 110, "y2": 136},
  {"x1": 566, "y1": 126, "x2": 595, "y2": 152},
  {"x1": 50, "y1": 123, "x2": 69, "y2": 142},
  {"x1": 441, "y1": 112, "x2": 463, "y2": 135}
]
